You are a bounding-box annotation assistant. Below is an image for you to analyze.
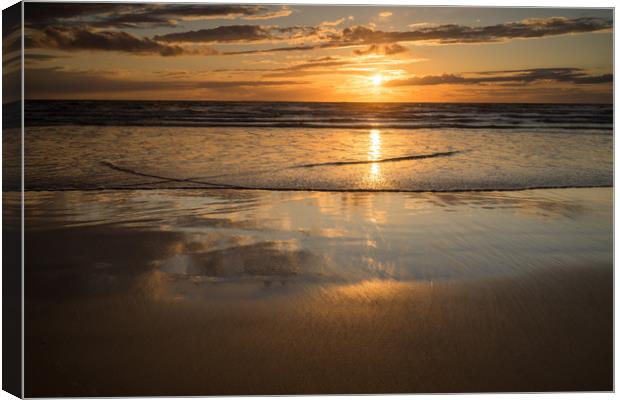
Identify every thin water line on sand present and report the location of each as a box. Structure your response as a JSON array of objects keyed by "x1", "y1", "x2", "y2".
[
  {"x1": 100, "y1": 161, "x2": 248, "y2": 189},
  {"x1": 292, "y1": 151, "x2": 462, "y2": 168},
  {"x1": 13, "y1": 184, "x2": 613, "y2": 194},
  {"x1": 174, "y1": 150, "x2": 464, "y2": 181},
  {"x1": 14, "y1": 153, "x2": 606, "y2": 193}
]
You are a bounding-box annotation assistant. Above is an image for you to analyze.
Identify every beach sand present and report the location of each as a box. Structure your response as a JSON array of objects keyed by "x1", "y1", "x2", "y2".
[{"x1": 23, "y1": 188, "x2": 613, "y2": 396}]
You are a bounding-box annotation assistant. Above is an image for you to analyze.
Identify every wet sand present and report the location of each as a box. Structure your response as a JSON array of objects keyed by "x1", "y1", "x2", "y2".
[
  {"x1": 26, "y1": 265, "x2": 612, "y2": 396},
  {"x1": 22, "y1": 188, "x2": 613, "y2": 396}
]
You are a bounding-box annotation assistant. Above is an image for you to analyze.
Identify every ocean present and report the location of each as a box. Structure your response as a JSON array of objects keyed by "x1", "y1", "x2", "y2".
[{"x1": 16, "y1": 100, "x2": 613, "y2": 192}]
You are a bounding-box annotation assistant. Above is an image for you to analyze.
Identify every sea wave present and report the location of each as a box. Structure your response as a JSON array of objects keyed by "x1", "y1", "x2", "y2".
[
  {"x1": 12, "y1": 102, "x2": 613, "y2": 193},
  {"x1": 24, "y1": 100, "x2": 613, "y2": 131}
]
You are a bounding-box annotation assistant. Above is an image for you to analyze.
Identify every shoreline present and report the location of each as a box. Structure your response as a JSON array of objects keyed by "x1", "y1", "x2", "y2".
[{"x1": 11, "y1": 184, "x2": 615, "y2": 193}]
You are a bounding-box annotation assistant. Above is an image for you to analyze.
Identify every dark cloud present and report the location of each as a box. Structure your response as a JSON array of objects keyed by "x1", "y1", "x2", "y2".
[
  {"x1": 450, "y1": 84, "x2": 613, "y2": 103},
  {"x1": 25, "y1": 3, "x2": 291, "y2": 28},
  {"x1": 207, "y1": 56, "x2": 349, "y2": 76},
  {"x1": 25, "y1": 3, "x2": 126, "y2": 25},
  {"x1": 22, "y1": 12, "x2": 613, "y2": 59},
  {"x1": 222, "y1": 45, "x2": 319, "y2": 56},
  {"x1": 260, "y1": 56, "x2": 349, "y2": 77},
  {"x1": 24, "y1": 53, "x2": 69, "y2": 68},
  {"x1": 354, "y1": 44, "x2": 408, "y2": 56},
  {"x1": 154, "y1": 25, "x2": 319, "y2": 44},
  {"x1": 25, "y1": 53, "x2": 65, "y2": 62},
  {"x1": 27, "y1": 26, "x2": 215, "y2": 56},
  {"x1": 3, "y1": 26, "x2": 22, "y2": 54},
  {"x1": 26, "y1": 22, "x2": 316, "y2": 56},
  {"x1": 98, "y1": 5, "x2": 284, "y2": 28},
  {"x1": 337, "y1": 17, "x2": 611, "y2": 45},
  {"x1": 25, "y1": 67, "x2": 307, "y2": 97},
  {"x1": 3, "y1": 35, "x2": 21, "y2": 54},
  {"x1": 262, "y1": 69, "x2": 354, "y2": 78},
  {"x1": 281, "y1": 56, "x2": 348, "y2": 71},
  {"x1": 260, "y1": 55, "x2": 408, "y2": 78},
  {"x1": 386, "y1": 68, "x2": 613, "y2": 87},
  {"x1": 219, "y1": 16, "x2": 612, "y2": 54},
  {"x1": 205, "y1": 56, "x2": 346, "y2": 76},
  {"x1": 154, "y1": 25, "x2": 271, "y2": 43},
  {"x1": 271, "y1": 26, "x2": 321, "y2": 38}
]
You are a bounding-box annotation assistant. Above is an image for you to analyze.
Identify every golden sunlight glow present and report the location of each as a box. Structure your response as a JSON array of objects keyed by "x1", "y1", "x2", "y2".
[
  {"x1": 24, "y1": 4, "x2": 613, "y2": 103},
  {"x1": 368, "y1": 129, "x2": 382, "y2": 182},
  {"x1": 371, "y1": 74, "x2": 383, "y2": 87},
  {"x1": 370, "y1": 163, "x2": 381, "y2": 179},
  {"x1": 369, "y1": 129, "x2": 382, "y2": 161}
]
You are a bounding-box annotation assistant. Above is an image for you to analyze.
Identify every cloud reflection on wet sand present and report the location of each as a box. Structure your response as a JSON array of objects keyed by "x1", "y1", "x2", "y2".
[{"x1": 23, "y1": 187, "x2": 612, "y2": 395}]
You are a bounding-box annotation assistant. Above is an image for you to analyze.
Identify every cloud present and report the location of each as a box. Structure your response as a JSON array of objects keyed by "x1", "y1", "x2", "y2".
[
  {"x1": 25, "y1": 3, "x2": 294, "y2": 28},
  {"x1": 218, "y1": 16, "x2": 612, "y2": 55},
  {"x1": 244, "y1": 6, "x2": 293, "y2": 20},
  {"x1": 3, "y1": 27, "x2": 22, "y2": 53},
  {"x1": 97, "y1": 5, "x2": 291, "y2": 27},
  {"x1": 213, "y1": 56, "x2": 354, "y2": 77},
  {"x1": 336, "y1": 17, "x2": 611, "y2": 45},
  {"x1": 25, "y1": 67, "x2": 308, "y2": 97},
  {"x1": 407, "y1": 22, "x2": 439, "y2": 29},
  {"x1": 385, "y1": 68, "x2": 613, "y2": 86},
  {"x1": 354, "y1": 43, "x2": 408, "y2": 55},
  {"x1": 154, "y1": 25, "x2": 271, "y2": 43},
  {"x1": 25, "y1": 53, "x2": 67, "y2": 64},
  {"x1": 155, "y1": 25, "x2": 322, "y2": 44},
  {"x1": 321, "y1": 18, "x2": 346, "y2": 27},
  {"x1": 23, "y1": 14, "x2": 613, "y2": 59},
  {"x1": 256, "y1": 55, "x2": 414, "y2": 78},
  {"x1": 269, "y1": 56, "x2": 350, "y2": 74},
  {"x1": 284, "y1": 56, "x2": 347, "y2": 68},
  {"x1": 379, "y1": 11, "x2": 393, "y2": 18},
  {"x1": 27, "y1": 26, "x2": 218, "y2": 56},
  {"x1": 25, "y1": 3, "x2": 126, "y2": 25},
  {"x1": 2, "y1": 53, "x2": 21, "y2": 72},
  {"x1": 221, "y1": 45, "x2": 319, "y2": 56},
  {"x1": 195, "y1": 80, "x2": 307, "y2": 88}
]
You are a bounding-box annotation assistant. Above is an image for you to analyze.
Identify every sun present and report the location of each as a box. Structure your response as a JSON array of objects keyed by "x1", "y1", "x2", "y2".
[{"x1": 371, "y1": 74, "x2": 383, "y2": 87}]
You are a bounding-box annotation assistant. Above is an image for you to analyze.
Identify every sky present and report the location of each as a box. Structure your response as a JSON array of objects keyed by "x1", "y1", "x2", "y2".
[{"x1": 9, "y1": 2, "x2": 614, "y2": 102}]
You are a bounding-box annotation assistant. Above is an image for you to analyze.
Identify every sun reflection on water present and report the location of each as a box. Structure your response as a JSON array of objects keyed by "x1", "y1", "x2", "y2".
[
  {"x1": 370, "y1": 163, "x2": 380, "y2": 178},
  {"x1": 369, "y1": 129, "x2": 382, "y2": 161},
  {"x1": 368, "y1": 129, "x2": 382, "y2": 182}
]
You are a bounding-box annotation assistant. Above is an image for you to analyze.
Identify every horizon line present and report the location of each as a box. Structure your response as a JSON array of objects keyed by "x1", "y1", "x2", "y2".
[{"x1": 16, "y1": 99, "x2": 614, "y2": 105}]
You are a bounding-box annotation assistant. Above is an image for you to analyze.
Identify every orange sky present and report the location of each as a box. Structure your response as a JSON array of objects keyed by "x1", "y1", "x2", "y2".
[{"x1": 11, "y1": 3, "x2": 614, "y2": 102}]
